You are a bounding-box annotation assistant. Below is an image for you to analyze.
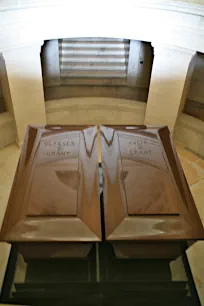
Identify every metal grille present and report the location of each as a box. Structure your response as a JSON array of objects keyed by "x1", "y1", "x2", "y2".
[{"x1": 59, "y1": 38, "x2": 130, "y2": 85}]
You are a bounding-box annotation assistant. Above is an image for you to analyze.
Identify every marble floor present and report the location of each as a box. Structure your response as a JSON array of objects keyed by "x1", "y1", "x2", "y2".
[{"x1": 0, "y1": 142, "x2": 204, "y2": 304}]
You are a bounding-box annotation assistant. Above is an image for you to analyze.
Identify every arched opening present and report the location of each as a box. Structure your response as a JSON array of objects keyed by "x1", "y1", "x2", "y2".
[
  {"x1": 41, "y1": 38, "x2": 153, "y2": 103},
  {"x1": 183, "y1": 52, "x2": 204, "y2": 122},
  {"x1": 0, "y1": 56, "x2": 7, "y2": 113}
]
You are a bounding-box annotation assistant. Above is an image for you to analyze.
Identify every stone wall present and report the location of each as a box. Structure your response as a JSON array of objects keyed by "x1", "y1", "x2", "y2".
[{"x1": 0, "y1": 112, "x2": 16, "y2": 149}]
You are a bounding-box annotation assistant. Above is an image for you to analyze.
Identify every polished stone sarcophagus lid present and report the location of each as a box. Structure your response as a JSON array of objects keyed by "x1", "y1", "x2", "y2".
[
  {"x1": 100, "y1": 125, "x2": 204, "y2": 243},
  {"x1": 1, "y1": 124, "x2": 204, "y2": 259},
  {"x1": 0, "y1": 125, "x2": 101, "y2": 257}
]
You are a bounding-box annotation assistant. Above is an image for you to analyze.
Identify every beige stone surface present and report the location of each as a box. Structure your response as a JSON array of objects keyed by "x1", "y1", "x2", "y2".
[
  {"x1": 197, "y1": 159, "x2": 204, "y2": 170},
  {"x1": 170, "y1": 256, "x2": 187, "y2": 281},
  {"x1": 176, "y1": 143, "x2": 204, "y2": 185},
  {"x1": 187, "y1": 175, "x2": 204, "y2": 306},
  {"x1": 145, "y1": 46, "x2": 195, "y2": 132},
  {"x1": 0, "y1": 144, "x2": 20, "y2": 291},
  {"x1": 2, "y1": 45, "x2": 46, "y2": 145},
  {"x1": 190, "y1": 179, "x2": 204, "y2": 226},
  {"x1": 178, "y1": 144, "x2": 204, "y2": 305},
  {"x1": 46, "y1": 97, "x2": 204, "y2": 161},
  {"x1": 46, "y1": 96, "x2": 204, "y2": 162},
  {"x1": 187, "y1": 241, "x2": 204, "y2": 305},
  {"x1": 46, "y1": 98, "x2": 146, "y2": 125},
  {"x1": 175, "y1": 113, "x2": 204, "y2": 158}
]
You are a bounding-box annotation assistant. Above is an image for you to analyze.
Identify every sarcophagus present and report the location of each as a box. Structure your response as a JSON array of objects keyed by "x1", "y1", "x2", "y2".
[
  {"x1": 100, "y1": 125, "x2": 204, "y2": 258},
  {"x1": 0, "y1": 125, "x2": 101, "y2": 258},
  {"x1": 1, "y1": 124, "x2": 203, "y2": 259}
]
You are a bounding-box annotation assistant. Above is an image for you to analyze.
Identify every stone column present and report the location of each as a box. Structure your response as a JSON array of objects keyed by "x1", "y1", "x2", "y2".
[
  {"x1": 2, "y1": 42, "x2": 46, "y2": 145},
  {"x1": 145, "y1": 45, "x2": 195, "y2": 132}
]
